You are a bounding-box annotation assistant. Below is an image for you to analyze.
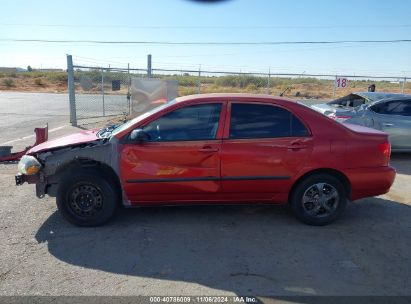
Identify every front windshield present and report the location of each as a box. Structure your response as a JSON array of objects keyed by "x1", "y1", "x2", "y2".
[{"x1": 110, "y1": 99, "x2": 178, "y2": 137}]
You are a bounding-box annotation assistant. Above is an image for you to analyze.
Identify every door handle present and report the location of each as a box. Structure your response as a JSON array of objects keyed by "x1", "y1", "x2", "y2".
[
  {"x1": 383, "y1": 122, "x2": 394, "y2": 127},
  {"x1": 287, "y1": 143, "x2": 307, "y2": 150},
  {"x1": 199, "y1": 146, "x2": 219, "y2": 153}
]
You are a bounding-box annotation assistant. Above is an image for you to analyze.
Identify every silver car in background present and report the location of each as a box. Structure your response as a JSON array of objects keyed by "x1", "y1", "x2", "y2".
[
  {"x1": 311, "y1": 92, "x2": 408, "y2": 120},
  {"x1": 341, "y1": 97, "x2": 411, "y2": 152}
]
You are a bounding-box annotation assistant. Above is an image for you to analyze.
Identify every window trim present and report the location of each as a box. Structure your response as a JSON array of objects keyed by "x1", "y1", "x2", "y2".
[{"x1": 224, "y1": 101, "x2": 311, "y2": 140}]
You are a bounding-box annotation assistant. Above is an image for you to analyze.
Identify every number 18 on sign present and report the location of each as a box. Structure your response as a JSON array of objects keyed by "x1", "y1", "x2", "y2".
[{"x1": 335, "y1": 77, "x2": 348, "y2": 88}]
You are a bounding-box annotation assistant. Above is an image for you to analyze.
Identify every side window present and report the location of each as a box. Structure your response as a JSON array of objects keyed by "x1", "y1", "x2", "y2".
[
  {"x1": 229, "y1": 103, "x2": 309, "y2": 139},
  {"x1": 370, "y1": 103, "x2": 384, "y2": 114},
  {"x1": 292, "y1": 115, "x2": 310, "y2": 137},
  {"x1": 371, "y1": 100, "x2": 411, "y2": 116},
  {"x1": 143, "y1": 103, "x2": 222, "y2": 142}
]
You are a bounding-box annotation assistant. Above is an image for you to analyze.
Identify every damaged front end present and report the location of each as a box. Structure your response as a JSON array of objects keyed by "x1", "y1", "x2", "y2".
[{"x1": 15, "y1": 135, "x2": 123, "y2": 201}]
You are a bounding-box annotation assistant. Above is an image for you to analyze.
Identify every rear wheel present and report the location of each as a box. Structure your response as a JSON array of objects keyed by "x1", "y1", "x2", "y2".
[
  {"x1": 290, "y1": 174, "x2": 347, "y2": 225},
  {"x1": 56, "y1": 169, "x2": 119, "y2": 226}
]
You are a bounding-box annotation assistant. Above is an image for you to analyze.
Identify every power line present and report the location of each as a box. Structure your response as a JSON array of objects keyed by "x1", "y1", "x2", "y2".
[
  {"x1": 2, "y1": 38, "x2": 411, "y2": 45},
  {"x1": 2, "y1": 23, "x2": 411, "y2": 29}
]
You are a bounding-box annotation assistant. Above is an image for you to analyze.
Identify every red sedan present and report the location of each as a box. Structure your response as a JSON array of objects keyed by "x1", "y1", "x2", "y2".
[{"x1": 16, "y1": 94, "x2": 396, "y2": 226}]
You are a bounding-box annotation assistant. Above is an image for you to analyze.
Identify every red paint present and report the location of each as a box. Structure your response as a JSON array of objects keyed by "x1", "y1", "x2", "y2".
[{"x1": 28, "y1": 129, "x2": 98, "y2": 154}]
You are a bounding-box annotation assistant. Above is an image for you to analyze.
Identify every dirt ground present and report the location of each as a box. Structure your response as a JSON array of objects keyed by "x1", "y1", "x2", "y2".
[{"x1": 0, "y1": 126, "x2": 410, "y2": 297}]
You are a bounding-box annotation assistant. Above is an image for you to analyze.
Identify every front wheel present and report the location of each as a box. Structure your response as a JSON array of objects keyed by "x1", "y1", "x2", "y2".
[
  {"x1": 56, "y1": 169, "x2": 119, "y2": 227},
  {"x1": 290, "y1": 174, "x2": 348, "y2": 226}
]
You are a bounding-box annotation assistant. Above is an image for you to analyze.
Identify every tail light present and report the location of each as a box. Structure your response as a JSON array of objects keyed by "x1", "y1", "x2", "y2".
[{"x1": 378, "y1": 141, "x2": 391, "y2": 165}]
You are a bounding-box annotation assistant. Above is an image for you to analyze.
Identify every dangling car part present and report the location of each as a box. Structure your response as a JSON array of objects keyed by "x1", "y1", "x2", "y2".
[{"x1": 0, "y1": 124, "x2": 48, "y2": 163}]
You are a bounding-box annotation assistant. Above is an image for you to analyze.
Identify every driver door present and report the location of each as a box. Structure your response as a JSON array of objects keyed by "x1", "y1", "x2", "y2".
[{"x1": 120, "y1": 102, "x2": 225, "y2": 205}]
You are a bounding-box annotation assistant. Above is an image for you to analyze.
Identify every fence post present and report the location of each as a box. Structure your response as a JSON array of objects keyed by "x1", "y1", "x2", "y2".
[
  {"x1": 147, "y1": 54, "x2": 152, "y2": 78},
  {"x1": 101, "y1": 68, "x2": 105, "y2": 116},
  {"x1": 198, "y1": 65, "x2": 201, "y2": 94},
  {"x1": 267, "y1": 68, "x2": 271, "y2": 94},
  {"x1": 402, "y1": 77, "x2": 406, "y2": 93},
  {"x1": 66, "y1": 54, "x2": 77, "y2": 126},
  {"x1": 332, "y1": 75, "x2": 337, "y2": 97}
]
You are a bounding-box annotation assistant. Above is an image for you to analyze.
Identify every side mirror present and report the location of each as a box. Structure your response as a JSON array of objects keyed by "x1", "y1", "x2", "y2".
[{"x1": 130, "y1": 129, "x2": 149, "y2": 143}]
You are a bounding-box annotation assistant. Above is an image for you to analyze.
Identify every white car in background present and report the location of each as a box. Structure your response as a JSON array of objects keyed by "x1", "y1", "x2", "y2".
[{"x1": 311, "y1": 92, "x2": 407, "y2": 121}]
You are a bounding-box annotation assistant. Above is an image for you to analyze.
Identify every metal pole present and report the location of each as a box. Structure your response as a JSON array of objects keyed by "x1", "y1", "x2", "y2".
[
  {"x1": 127, "y1": 63, "x2": 131, "y2": 115},
  {"x1": 267, "y1": 67, "x2": 271, "y2": 94},
  {"x1": 147, "y1": 54, "x2": 152, "y2": 78},
  {"x1": 332, "y1": 75, "x2": 337, "y2": 97},
  {"x1": 198, "y1": 64, "x2": 201, "y2": 94},
  {"x1": 66, "y1": 54, "x2": 77, "y2": 126},
  {"x1": 402, "y1": 77, "x2": 406, "y2": 93},
  {"x1": 101, "y1": 68, "x2": 105, "y2": 116}
]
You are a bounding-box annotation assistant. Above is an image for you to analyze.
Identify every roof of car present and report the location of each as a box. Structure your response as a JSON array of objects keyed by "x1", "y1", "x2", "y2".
[
  {"x1": 370, "y1": 95, "x2": 411, "y2": 105},
  {"x1": 175, "y1": 93, "x2": 296, "y2": 103},
  {"x1": 353, "y1": 92, "x2": 410, "y2": 101}
]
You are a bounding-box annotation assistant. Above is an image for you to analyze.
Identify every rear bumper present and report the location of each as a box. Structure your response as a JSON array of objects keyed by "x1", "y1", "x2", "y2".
[{"x1": 344, "y1": 166, "x2": 396, "y2": 201}]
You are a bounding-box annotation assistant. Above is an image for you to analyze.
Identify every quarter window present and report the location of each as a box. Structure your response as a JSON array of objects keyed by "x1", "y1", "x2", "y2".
[
  {"x1": 229, "y1": 103, "x2": 309, "y2": 139},
  {"x1": 143, "y1": 103, "x2": 222, "y2": 141}
]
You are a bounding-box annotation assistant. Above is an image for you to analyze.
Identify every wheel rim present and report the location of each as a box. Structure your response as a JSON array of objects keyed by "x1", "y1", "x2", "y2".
[
  {"x1": 68, "y1": 183, "x2": 103, "y2": 218},
  {"x1": 302, "y1": 182, "x2": 339, "y2": 218}
]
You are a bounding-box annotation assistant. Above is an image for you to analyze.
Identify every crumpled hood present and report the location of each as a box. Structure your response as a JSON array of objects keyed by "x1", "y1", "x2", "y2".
[{"x1": 27, "y1": 129, "x2": 99, "y2": 154}]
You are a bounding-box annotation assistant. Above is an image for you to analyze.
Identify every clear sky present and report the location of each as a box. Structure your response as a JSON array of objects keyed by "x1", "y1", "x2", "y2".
[{"x1": 1, "y1": 0, "x2": 411, "y2": 76}]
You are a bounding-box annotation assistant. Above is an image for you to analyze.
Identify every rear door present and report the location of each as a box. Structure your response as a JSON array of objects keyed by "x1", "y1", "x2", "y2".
[
  {"x1": 369, "y1": 99, "x2": 411, "y2": 149},
  {"x1": 220, "y1": 102, "x2": 313, "y2": 201},
  {"x1": 120, "y1": 102, "x2": 225, "y2": 204}
]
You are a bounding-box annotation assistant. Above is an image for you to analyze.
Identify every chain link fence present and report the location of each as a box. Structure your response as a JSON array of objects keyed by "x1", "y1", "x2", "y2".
[{"x1": 67, "y1": 55, "x2": 410, "y2": 127}]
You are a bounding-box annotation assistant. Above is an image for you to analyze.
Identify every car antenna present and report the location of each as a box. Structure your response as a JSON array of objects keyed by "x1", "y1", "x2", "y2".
[{"x1": 280, "y1": 86, "x2": 292, "y2": 97}]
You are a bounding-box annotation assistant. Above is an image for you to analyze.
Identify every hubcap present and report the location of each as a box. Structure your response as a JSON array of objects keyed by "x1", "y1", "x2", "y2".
[
  {"x1": 302, "y1": 183, "x2": 339, "y2": 218},
  {"x1": 68, "y1": 184, "x2": 103, "y2": 217}
]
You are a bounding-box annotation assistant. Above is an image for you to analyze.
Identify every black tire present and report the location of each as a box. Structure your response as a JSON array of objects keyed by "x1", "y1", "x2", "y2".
[
  {"x1": 290, "y1": 174, "x2": 347, "y2": 226},
  {"x1": 56, "y1": 169, "x2": 119, "y2": 227}
]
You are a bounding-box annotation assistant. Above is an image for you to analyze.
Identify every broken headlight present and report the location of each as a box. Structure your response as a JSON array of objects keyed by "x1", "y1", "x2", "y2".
[{"x1": 18, "y1": 155, "x2": 42, "y2": 175}]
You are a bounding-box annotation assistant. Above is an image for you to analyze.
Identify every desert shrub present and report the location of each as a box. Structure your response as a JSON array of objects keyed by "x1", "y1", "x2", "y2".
[
  {"x1": 215, "y1": 75, "x2": 267, "y2": 88},
  {"x1": 246, "y1": 83, "x2": 258, "y2": 92},
  {"x1": 34, "y1": 78, "x2": 44, "y2": 86},
  {"x1": 46, "y1": 72, "x2": 67, "y2": 82},
  {"x1": 2, "y1": 78, "x2": 14, "y2": 87},
  {"x1": 178, "y1": 87, "x2": 198, "y2": 96}
]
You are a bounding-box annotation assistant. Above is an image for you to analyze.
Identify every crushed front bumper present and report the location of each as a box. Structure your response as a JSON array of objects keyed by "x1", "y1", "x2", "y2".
[
  {"x1": 15, "y1": 174, "x2": 27, "y2": 186},
  {"x1": 15, "y1": 173, "x2": 47, "y2": 198}
]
